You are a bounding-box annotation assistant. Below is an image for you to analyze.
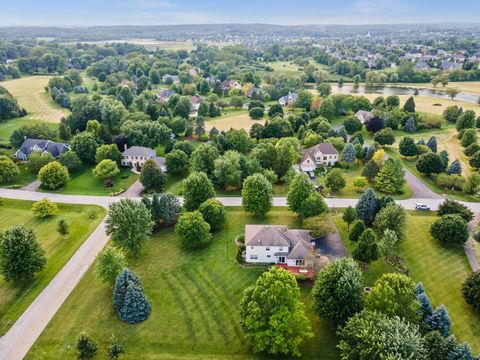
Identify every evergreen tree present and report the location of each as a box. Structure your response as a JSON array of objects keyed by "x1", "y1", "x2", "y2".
[
  {"x1": 404, "y1": 116, "x2": 417, "y2": 132},
  {"x1": 448, "y1": 159, "x2": 462, "y2": 175},
  {"x1": 355, "y1": 188, "x2": 378, "y2": 225},
  {"x1": 415, "y1": 281, "x2": 426, "y2": 295},
  {"x1": 113, "y1": 268, "x2": 141, "y2": 312},
  {"x1": 349, "y1": 220, "x2": 366, "y2": 242},
  {"x1": 374, "y1": 158, "x2": 405, "y2": 194},
  {"x1": 342, "y1": 206, "x2": 356, "y2": 230},
  {"x1": 425, "y1": 305, "x2": 451, "y2": 337},
  {"x1": 427, "y1": 136, "x2": 438, "y2": 153},
  {"x1": 361, "y1": 159, "x2": 380, "y2": 180},
  {"x1": 403, "y1": 96, "x2": 416, "y2": 112},
  {"x1": 399, "y1": 137, "x2": 418, "y2": 157},
  {"x1": 417, "y1": 292, "x2": 434, "y2": 318},
  {"x1": 76, "y1": 332, "x2": 98, "y2": 360},
  {"x1": 118, "y1": 281, "x2": 151, "y2": 324},
  {"x1": 352, "y1": 229, "x2": 379, "y2": 264},
  {"x1": 341, "y1": 143, "x2": 356, "y2": 166}
]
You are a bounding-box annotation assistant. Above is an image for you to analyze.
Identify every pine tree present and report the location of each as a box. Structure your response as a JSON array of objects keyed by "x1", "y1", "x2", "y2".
[
  {"x1": 426, "y1": 305, "x2": 451, "y2": 337},
  {"x1": 448, "y1": 159, "x2": 462, "y2": 175},
  {"x1": 118, "y1": 281, "x2": 151, "y2": 324},
  {"x1": 403, "y1": 96, "x2": 416, "y2": 112},
  {"x1": 415, "y1": 281, "x2": 426, "y2": 295},
  {"x1": 361, "y1": 159, "x2": 380, "y2": 181},
  {"x1": 399, "y1": 137, "x2": 418, "y2": 158},
  {"x1": 379, "y1": 229, "x2": 398, "y2": 260},
  {"x1": 404, "y1": 117, "x2": 417, "y2": 132},
  {"x1": 341, "y1": 143, "x2": 356, "y2": 166},
  {"x1": 374, "y1": 158, "x2": 405, "y2": 194},
  {"x1": 352, "y1": 228, "x2": 379, "y2": 264},
  {"x1": 349, "y1": 220, "x2": 366, "y2": 242},
  {"x1": 355, "y1": 188, "x2": 378, "y2": 225},
  {"x1": 113, "y1": 268, "x2": 141, "y2": 312},
  {"x1": 427, "y1": 136, "x2": 438, "y2": 153},
  {"x1": 417, "y1": 292, "x2": 434, "y2": 318}
]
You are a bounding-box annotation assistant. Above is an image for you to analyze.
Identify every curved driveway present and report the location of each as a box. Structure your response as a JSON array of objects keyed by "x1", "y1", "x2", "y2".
[{"x1": 0, "y1": 187, "x2": 479, "y2": 360}]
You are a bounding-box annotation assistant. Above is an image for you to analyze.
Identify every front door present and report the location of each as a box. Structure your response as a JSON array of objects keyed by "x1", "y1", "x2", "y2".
[{"x1": 277, "y1": 256, "x2": 286, "y2": 264}]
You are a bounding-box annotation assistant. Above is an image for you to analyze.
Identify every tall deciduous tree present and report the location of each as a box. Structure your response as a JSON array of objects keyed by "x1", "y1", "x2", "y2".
[
  {"x1": 342, "y1": 206, "x2": 356, "y2": 230},
  {"x1": 287, "y1": 172, "x2": 314, "y2": 214},
  {"x1": 240, "y1": 267, "x2": 313, "y2": 357},
  {"x1": 38, "y1": 161, "x2": 70, "y2": 190},
  {"x1": 105, "y1": 199, "x2": 153, "y2": 255},
  {"x1": 191, "y1": 143, "x2": 219, "y2": 177},
  {"x1": 0, "y1": 225, "x2": 46, "y2": 281},
  {"x1": 374, "y1": 203, "x2": 407, "y2": 239},
  {"x1": 198, "y1": 198, "x2": 227, "y2": 230},
  {"x1": 139, "y1": 158, "x2": 166, "y2": 191},
  {"x1": 95, "y1": 245, "x2": 127, "y2": 286},
  {"x1": 175, "y1": 211, "x2": 211, "y2": 249},
  {"x1": 242, "y1": 173, "x2": 273, "y2": 217},
  {"x1": 182, "y1": 172, "x2": 215, "y2": 211}
]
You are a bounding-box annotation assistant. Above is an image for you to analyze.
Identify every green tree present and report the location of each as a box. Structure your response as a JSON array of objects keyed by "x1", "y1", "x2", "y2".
[
  {"x1": 343, "y1": 117, "x2": 363, "y2": 134},
  {"x1": 430, "y1": 214, "x2": 468, "y2": 245},
  {"x1": 355, "y1": 188, "x2": 378, "y2": 225},
  {"x1": 361, "y1": 159, "x2": 380, "y2": 181},
  {"x1": 298, "y1": 193, "x2": 328, "y2": 219},
  {"x1": 349, "y1": 220, "x2": 366, "y2": 242},
  {"x1": 242, "y1": 173, "x2": 273, "y2": 217},
  {"x1": 465, "y1": 173, "x2": 480, "y2": 194},
  {"x1": 312, "y1": 258, "x2": 364, "y2": 324},
  {"x1": 182, "y1": 172, "x2": 215, "y2": 211},
  {"x1": 118, "y1": 280, "x2": 151, "y2": 324},
  {"x1": 0, "y1": 155, "x2": 19, "y2": 183},
  {"x1": 352, "y1": 228, "x2": 379, "y2": 264},
  {"x1": 95, "y1": 245, "x2": 127, "y2": 286},
  {"x1": 326, "y1": 168, "x2": 346, "y2": 192},
  {"x1": 139, "y1": 158, "x2": 166, "y2": 191},
  {"x1": 76, "y1": 332, "x2": 98, "y2": 360},
  {"x1": 165, "y1": 149, "x2": 189, "y2": 175},
  {"x1": 403, "y1": 96, "x2": 416, "y2": 112},
  {"x1": 399, "y1": 137, "x2": 418, "y2": 157},
  {"x1": 58, "y1": 151, "x2": 82, "y2": 172},
  {"x1": 71, "y1": 131, "x2": 98, "y2": 164},
  {"x1": 106, "y1": 335, "x2": 125, "y2": 359},
  {"x1": 28, "y1": 152, "x2": 54, "y2": 174},
  {"x1": 287, "y1": 172, "x2": 314, "y2": 214},
  {"x1": 225, "y1": 129, "x2": 251, "y2": 154},
  {"x1": 151, "y1": 192, "x2": 181, "y2": 226},
  {"x1": 365, "y1": 273, "x2": 420, "y2": 322},
  {"x1": 191, "y1": 143, "x2": 219, "y2": 177},
  {"x1": 437, "y1": 199, "x2": 474, "y2": 222},
  {"x1": 352, "y1": 176, "x2": 368, "y2": 192},
  {"x1": 446, "y1": 87, "x2": 460, "y2": 100},
  {"x1": 105, "y1": 199, "x2": 153, "y2": 255},
  {"x1": 416, "y1": 152, "x2": 445, "y2": 174},
  {"x1": 176, "y1": 211, "x2": 211, "y2": 249},
  {"x1": 93, "y1": 159, "x2": 119, "y2": 182},
  {"x1": 456, "y1": 110, "x2": 476, "y2": 132},
  {"x1": 198, "y1": 198, "x2": 227, "y2": 230},
  {"x1": 173, "y1": 96, "x2": 192, "y2": 118},
  {"x1": 296, "y1": 91, "x2": 314, "y2": 111},
  {"x1": 374, "y1": 204, "x2": 406, "y2": 239},
  {"x1": 341, "y1": 143, "x2": 356, "y2": 166},
  {"x1": 337, "y1": 310, "x2": 427, "y2": 359},
  {"x1": 373, "y1": 128, "x2": 395, "y2": 146},
  {"x1": 95, "y1": 144, "x2": 122, "y2": 164},
  {"x1": 462, "y1": 271, "x2": 480, "y2": 313},
  {"x1": 342, "y1": 206, "x2": 356, "y2": 230},
  {"x1": 374, "y1": 158, "x2": 405, "y2": 194},
  {"x1": 379, "y1": 229, "x2": 399, "y2": 260},
  {"x1": 214, "y1": 150, "x2": 243, "y2": 190},
  {"x1": 0, "y1": 225, "x2": 46, "y2": 281},
  {"x1": 31, "y1": 198, "x2": 58, "y2": 218},
  {"x1": 268, "y1": 104, "x2": 284, "y2": 118},
  {"x1": 56, "y1": 219, "x2": 69, "y2": 237},
  {"x1": 38, "y1": 161, "x2": 69, "y2": 190},
  {"x1": 240, "y1": 267, "x2": 313, "y2": 357}
]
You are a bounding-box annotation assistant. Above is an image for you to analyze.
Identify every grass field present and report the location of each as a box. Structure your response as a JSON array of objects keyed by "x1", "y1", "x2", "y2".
[
  {"x1": 205, "y1": 112, "x2": 264, "y2": 132},
  {"x1": 28, "y1": 208, "x2": 339, "y2": 359},
  {"x1": 40, "y1": 167, "x2": 138, "y2": 196},
  {"x1": 0, "y1": 118, "x2": 58, "y2": 144},
  {"x1": 1, "y1": 76, "x2": 70, "y2": 123},
  {"x1": 0, "y1": 199, "x2": 105, "y2": 331},
  {"x1": 400, "y1": 82, "x2": 480, "y2": 95},
  {"x1": 334, "y1": 211, "x2": 480, "y2": 352}
]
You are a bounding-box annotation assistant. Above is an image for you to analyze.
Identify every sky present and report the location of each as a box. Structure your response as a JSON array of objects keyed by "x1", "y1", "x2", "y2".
[{"x1": 0, "y1": 0, "x2": 479, "y2": 26}]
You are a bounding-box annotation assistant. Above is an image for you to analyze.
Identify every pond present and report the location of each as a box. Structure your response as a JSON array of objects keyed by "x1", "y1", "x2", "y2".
[{"x1": 331, "y1": 84, "x2": 480, "y2": 104}]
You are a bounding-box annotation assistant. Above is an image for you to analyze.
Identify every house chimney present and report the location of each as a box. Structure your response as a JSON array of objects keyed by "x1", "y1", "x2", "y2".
[
  {"x1": 24, "y1": 135, "x2": 27, "y2": 141},
  {"x1": 124, "y1": 144, "x2": 128, "y2": 151}
]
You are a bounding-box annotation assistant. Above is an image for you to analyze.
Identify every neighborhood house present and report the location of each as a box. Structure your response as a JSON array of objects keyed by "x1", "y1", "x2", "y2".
[
  {"x1": 354, "y1": 109, "x2": 374, "y2": 124},
  {"x1": 121, "y1": 146, "x2": 167, "y2": 172},
  {"x1": 245, "y1": 225, "x2": 313, "y2": 266},
  {"x1": 14, "y1": 138, "x2": 70, "y2": 161},
  {"x1": 299, "y1": 142, "x2": 339, "y2": 172},
  {"x1": 278, "y1": 92, "x2": 298, "y2": 106}
]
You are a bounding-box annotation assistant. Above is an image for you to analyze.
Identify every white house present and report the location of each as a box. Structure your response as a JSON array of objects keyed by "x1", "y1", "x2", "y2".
[
  {"x1": 245, "y1": 225, "x2": 313, "y2": 266},
  {"x1": 121, "y1": 146, "x2": 167, "y2": 172},
  {"x1": 354, "y1": 110, "x2": 374, "y2": 124},
  {"x1": 278, "y1": 92, "x2": 297, "y2": 106},
  {"x1": 299, "y1": 143, "x2": 339, "y2": 172}
]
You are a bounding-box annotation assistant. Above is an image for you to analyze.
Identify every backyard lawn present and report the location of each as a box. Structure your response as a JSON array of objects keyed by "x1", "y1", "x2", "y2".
[
  {"x1": 1, "y1": 76, "x2": 70, "y2": 123},
  {"x1": 334, "y1": 211, "x2": 480, "y2": 353},
  {"x1": 205, "y1": 111, "x2": 264, "y2": 132},
  {"x1": 42, "y1": 167, "x2": 138, "y2": 196},
  {"x1": 0, "y1": 198, "x2": 105, "y2": 331},
  {"x1": 28, "y1": 208, "x2": 339, "y2": 359},
  {"x1": 0, "y1": 118, "x2": 59, "y2": 144}
]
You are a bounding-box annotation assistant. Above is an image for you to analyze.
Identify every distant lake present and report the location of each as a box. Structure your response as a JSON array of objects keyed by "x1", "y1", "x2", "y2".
[{"x1": 331, "y1": 85, "x2": 480, "y2": 104}]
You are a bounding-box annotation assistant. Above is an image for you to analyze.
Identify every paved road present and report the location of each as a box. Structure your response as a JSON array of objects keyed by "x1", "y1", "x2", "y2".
[
  {"x1": 403, "y1": 167, "x2": 443, "y2": 199},
  {"x1": 120, "y1": 179, "x2": 144, "y2": 198},
  {"x1": 466, "y1": 214, "x2": 480, "y2": 272},
  {"x1": 0, "y1": 187, "x2": 480, "y2": 360}
]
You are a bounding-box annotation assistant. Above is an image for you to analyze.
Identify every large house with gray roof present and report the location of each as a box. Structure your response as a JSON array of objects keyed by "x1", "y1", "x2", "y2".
[
  {"x1": 14, "y1": 138, "x2": 70, "y2": 161},
  {"x1": 298, "y1": 143, "x2": 339, "y2": 172},
  {"x1": 245, "y1": 225, "x2": 313, "y2": 266},
  {"x1": 121, "y1": 146, "x2": 167, "y2": 172}
]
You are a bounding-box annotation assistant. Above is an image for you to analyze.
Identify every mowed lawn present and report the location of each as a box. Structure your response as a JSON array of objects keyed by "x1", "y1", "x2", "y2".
[
  {"x1": 205, "y1": 112, "x2": 265, "y2": 132},
  {"x1": 28, "y1": 208, "x2": 339, "y2": 359},
  {"x1": 0, "y1": 199, "x2": 105, "y2": 328},
  {"x1": 0, "y1": 118, "x2": 59, "y2": 144},
  {"x1": 401, "y1": 82, "x2": 480, "y2": 95},
  {"x1": 41, "y1": 167, "x2": 138, "y2": 196},
  {"x1": 334, "y1": 211, "x2": 480, "y2": 353}
]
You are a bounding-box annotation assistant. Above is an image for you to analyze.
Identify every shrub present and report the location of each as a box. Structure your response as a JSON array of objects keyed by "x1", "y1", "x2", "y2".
[
  {"x1": 76, "y1": 332, "x2": 98, "y2": 360},
  {"x1": 176, "y1": 211, "x2": 211, "y2": 249},
  {"x1": 0, "y1": 155, "x2": 19, "y2": 183},
  {"x1": 430, "y1": 214, "x2": 468, "y2": 245},
  {"x1": 31, "y1": 198, "x2": 58, "y2": 217},
  {"x1": 38, "y1": 161, "x2": 69, "y2": 190},
  {"x1": 198, "y1": 198, "x2": 227, "y2": 231},
  {"x1": 462, "y1": 271, "x2": 480, "y2": 313},
  {"x1": 436, "y1": 174, "x2": 465, "y2": 191},
  {"x1": 437, "y1": 199, "x2": 473, "y2": 222}
]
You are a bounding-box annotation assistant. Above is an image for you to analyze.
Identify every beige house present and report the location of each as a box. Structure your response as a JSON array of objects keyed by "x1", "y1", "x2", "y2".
[
  {"x1": 299, "y1": 143, "x2": 339, "y2": 172},
  {"x1": 121, "y1": 146, "x2": 167, "y2": 172},
  {"x1": 355, "y1": 110, "x2": 374, "y2": 124}
]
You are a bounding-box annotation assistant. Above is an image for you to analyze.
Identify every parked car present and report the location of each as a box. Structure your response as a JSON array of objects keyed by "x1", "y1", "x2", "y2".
[
  {"x1": 308, "y1": 171, "x2": 315, "y2": 179},
  {"x1": 415, "y1": 203, "x2": 431, "y2": 211}
]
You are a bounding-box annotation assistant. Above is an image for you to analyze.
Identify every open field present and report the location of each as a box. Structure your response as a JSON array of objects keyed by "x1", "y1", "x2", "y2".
[
  {"x1": 334, "y1": 211, "x2": 480, "y2": 352},
  {"x1": 0, "y1": 199, "x2": 105, "y2": 330},
  {"x1": 0, "y1": 118, "x2": 58, "y2": 144},
  {"x1": 205, "y1": 112, "x2": 264, "y2": 132},
  {"x1": 28, "y1": 208, "x2": 339, "y2": 359},
  {"x1": 400, "y1": 82, "x2": 480, "y2": 95},
  {"x1": 1, "y1": 76, "x2": 70, "y2": 123},
  {"x1": 40, "y1": 167, "x2": 138, "y2": 196}
]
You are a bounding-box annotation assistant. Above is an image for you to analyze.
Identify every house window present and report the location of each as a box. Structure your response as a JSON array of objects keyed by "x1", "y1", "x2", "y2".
[
  {"x1": 295, "y1": 259, "x2": 305, "y2": 266},
  {"x1": 250, "y1": 255, "x2": 258, "y2": 260},
  {"x1": 267, "y1": 255, "x2": 271, "y2": 258},
  {"x1": 279, "y1": 247, "x2": 283, "y2": 251},
  {"x1": 266, "y1": 247, "x2": 270, "y2": 251},
  {"x1": 323, "y1": 156, "x2": 327, "y2": 160}
]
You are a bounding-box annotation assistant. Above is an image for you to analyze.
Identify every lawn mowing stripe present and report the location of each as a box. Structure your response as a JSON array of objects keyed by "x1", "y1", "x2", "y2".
[
  {"x1": 161, "y1": 272, "x2": 197, "y2": 341},
  {"x1": 181, "y1": 269, "x2": 233, "y2": 345},
  {"x1": 169, "y1": 271, "x2": 217, "y2": 342},
  {"x1": 195, "y1": 269, "x2": 245, "y2": 343}
]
